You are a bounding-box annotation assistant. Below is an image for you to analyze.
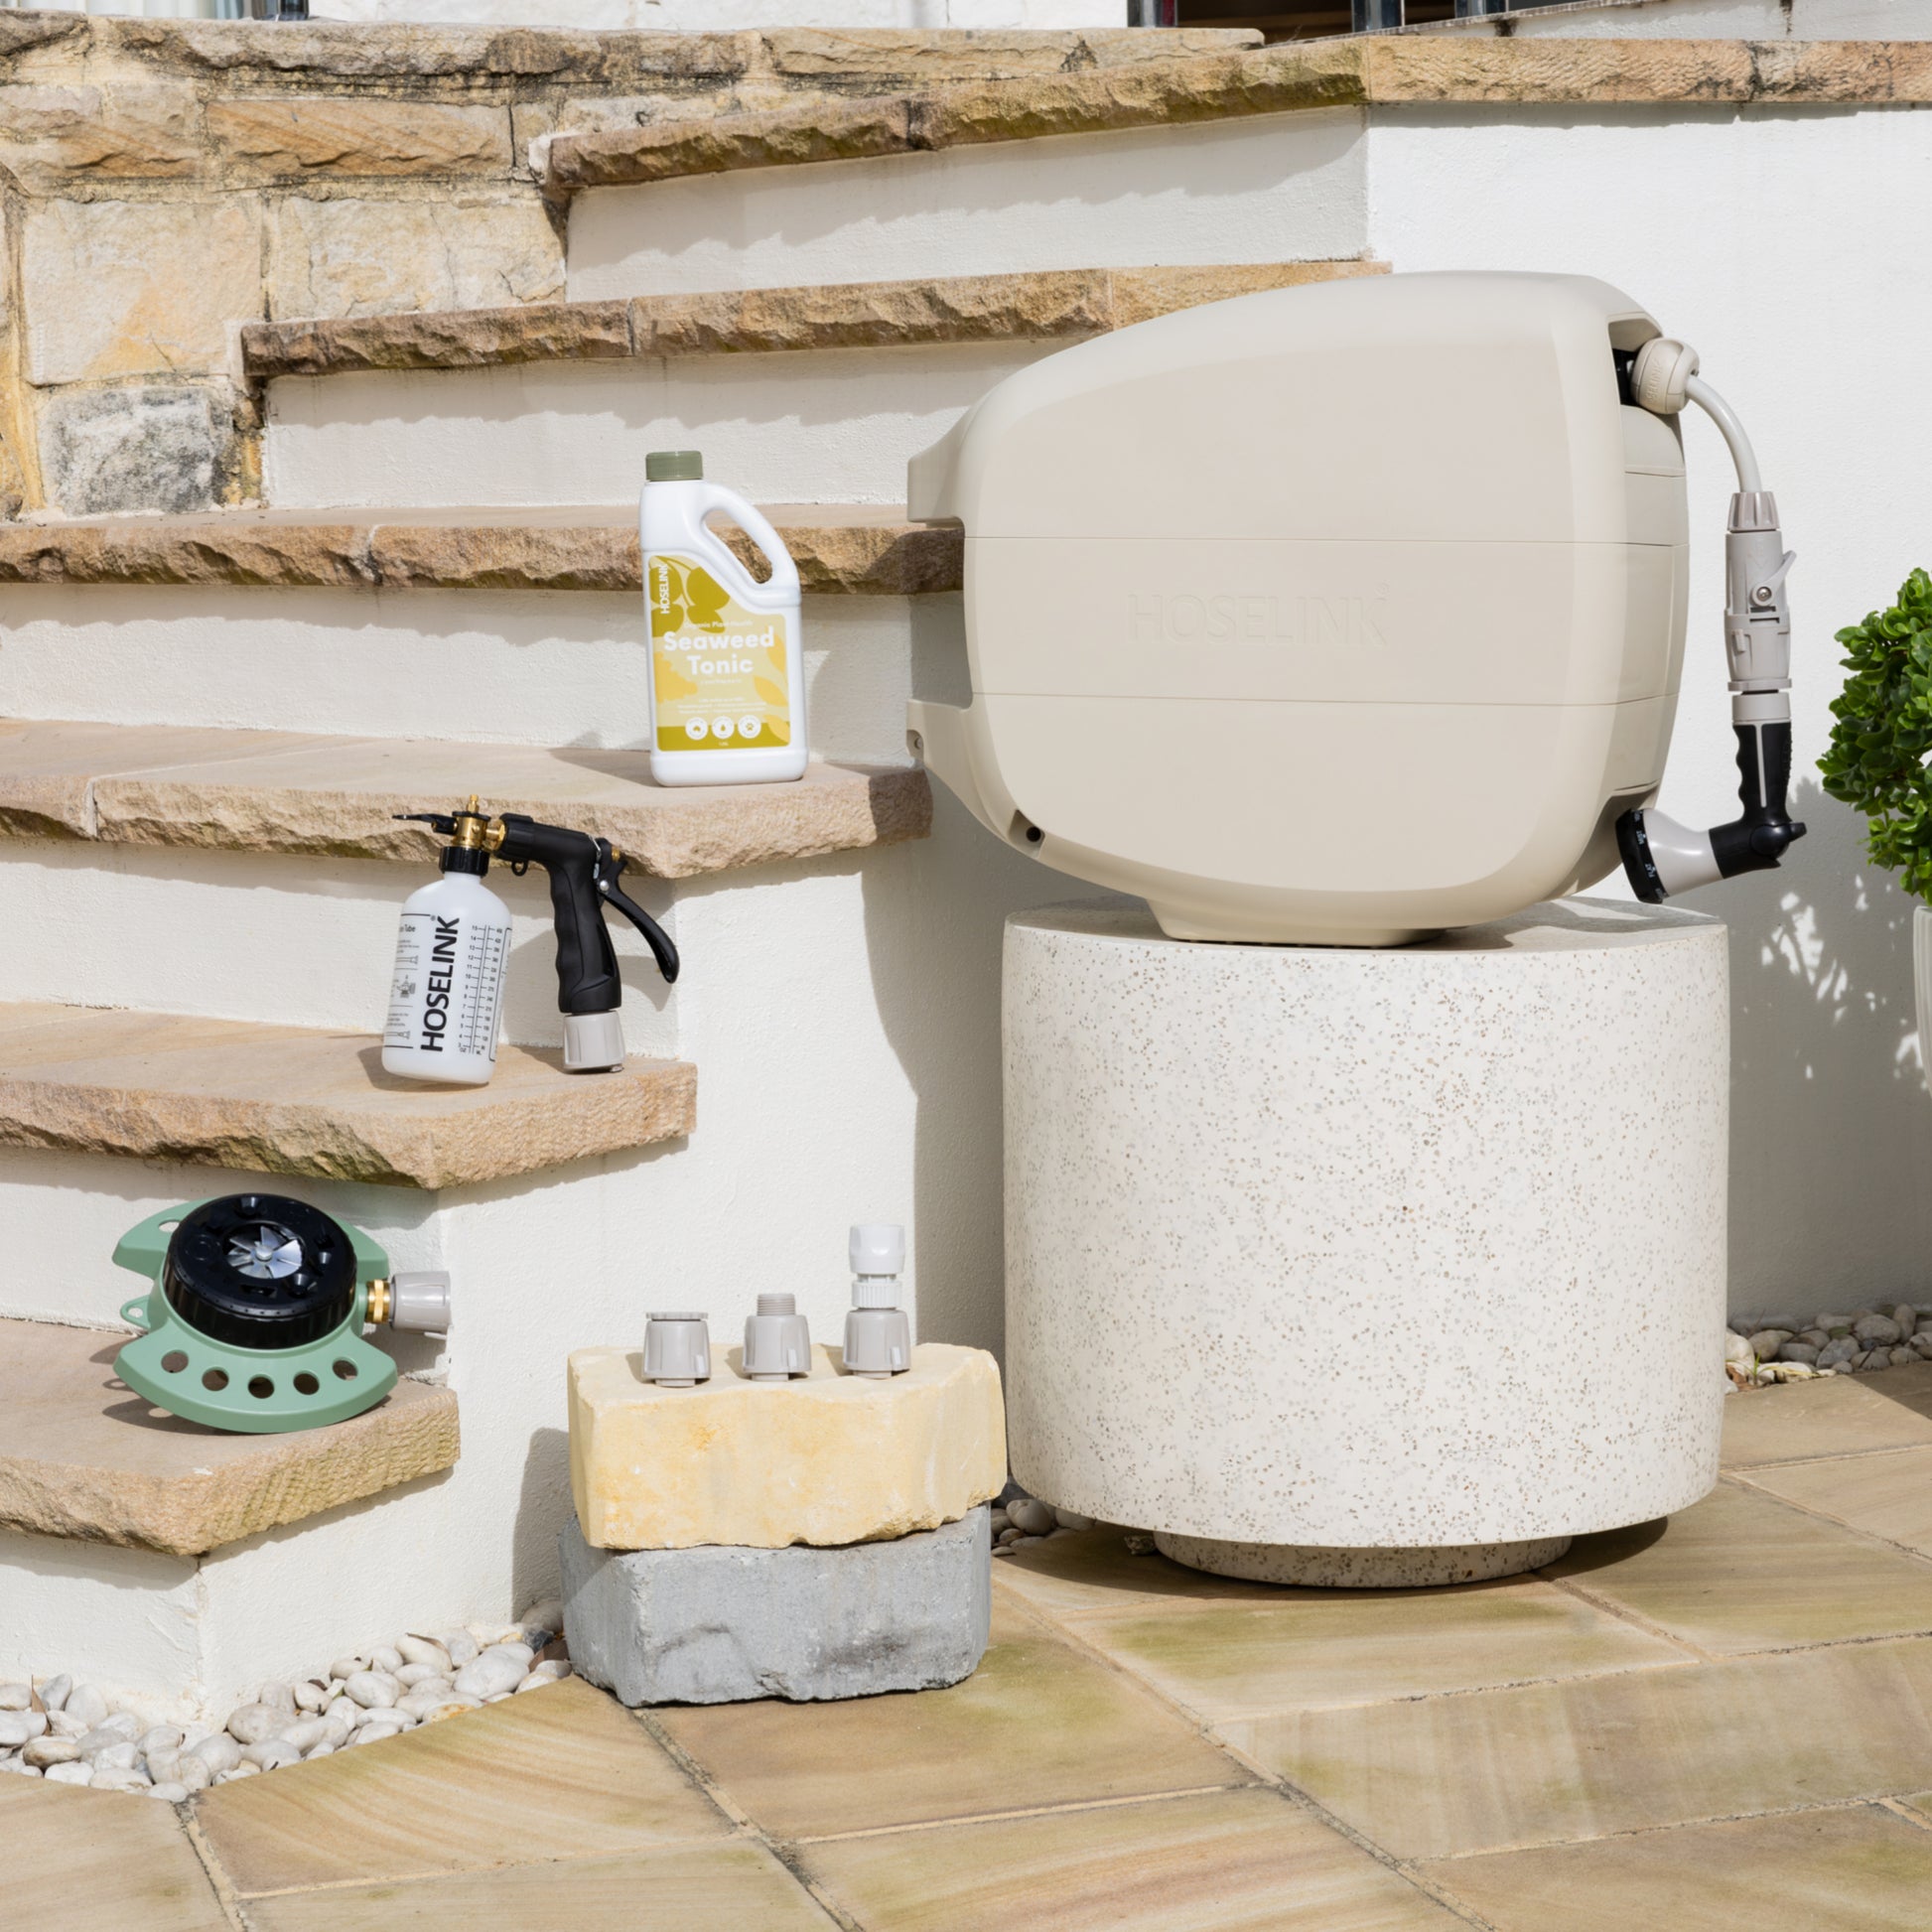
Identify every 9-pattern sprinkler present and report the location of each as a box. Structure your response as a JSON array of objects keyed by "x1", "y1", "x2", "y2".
[{"x1": 113, "y1": 1194, "x2": 451, "y2": 1435}]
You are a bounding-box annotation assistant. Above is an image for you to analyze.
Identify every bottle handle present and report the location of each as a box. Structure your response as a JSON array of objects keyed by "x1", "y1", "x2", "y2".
[{"x1": 688, "y1": 484, "x2": 801, "y2": 601}]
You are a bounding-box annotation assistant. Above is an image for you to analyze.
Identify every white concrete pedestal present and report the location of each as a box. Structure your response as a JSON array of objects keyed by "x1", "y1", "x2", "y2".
[{"x1": 1004, "y1": 897, "x2": 1729, "y2": 1587}]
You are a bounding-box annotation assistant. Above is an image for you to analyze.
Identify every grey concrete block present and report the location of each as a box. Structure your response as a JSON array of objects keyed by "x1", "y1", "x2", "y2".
[{"x1": 560, "y1": 1505, "x2": 991, "y2": 1706}]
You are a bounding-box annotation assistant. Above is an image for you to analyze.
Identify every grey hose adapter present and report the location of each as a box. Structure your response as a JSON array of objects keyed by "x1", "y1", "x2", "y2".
[
  {"x1": 844, "y1": 1223, "x2": 911, "y2": 1378},
  {"x1": 1616, "y1": 339, "x2": 1806, "y2": 901}
]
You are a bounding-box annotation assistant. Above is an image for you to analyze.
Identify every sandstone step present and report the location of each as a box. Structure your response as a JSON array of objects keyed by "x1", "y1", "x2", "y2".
[
  {"x1": 0, "y1": 503, "x2": 960, "y2": 598},
  {"x1": 549, "y1": 37, "x2": 1927, "y2": 195},
  {"x1": 0, "y1": 1315, "x2": 459, "y2": 1558},
  {"x1": 253, "y1": 263, "x2": 1378, "y2": 508},
  {"x1": 0, "y1": 718, "x2": 929, "y2": 877},
  {"x1": 0, "y1": 1001, "x2": 695, "y2": 1188},
  {"x1": 0, "y1": 506, "x2": 943, "y2": 755}
]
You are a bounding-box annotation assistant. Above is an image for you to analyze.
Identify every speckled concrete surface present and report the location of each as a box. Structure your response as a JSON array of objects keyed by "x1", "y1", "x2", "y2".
[
  {"x1": 1153, "y1": 1534, "x2": 1574, "y2": 1587},
  {"x1": 1003, "y1": 897, "x2": 1729, "y2": 1560}
]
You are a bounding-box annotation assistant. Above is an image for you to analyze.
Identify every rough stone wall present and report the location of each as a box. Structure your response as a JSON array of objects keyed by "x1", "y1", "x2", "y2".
[{"x1": 0, "y1": 16, "x2": 1249, "y2": 517}]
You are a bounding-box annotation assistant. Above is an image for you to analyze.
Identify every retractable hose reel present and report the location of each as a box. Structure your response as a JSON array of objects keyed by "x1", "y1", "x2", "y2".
[
  {"x1": 114, "y1": 1195, "x2": 451, "y2": 1435},
  {"x1": 905, "y1": 271, "x2": 1803, "y2": 944}
]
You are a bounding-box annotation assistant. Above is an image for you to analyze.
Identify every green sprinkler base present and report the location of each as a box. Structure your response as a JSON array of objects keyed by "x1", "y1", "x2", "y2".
[{"x1": 113, "y1": 1203, "x2": 400, "y2": 1434}]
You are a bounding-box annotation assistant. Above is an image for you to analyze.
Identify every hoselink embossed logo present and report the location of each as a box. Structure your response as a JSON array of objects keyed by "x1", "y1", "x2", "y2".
[{"x1": 1127, "y1": 593, "x2": 1389, "y2": 649}]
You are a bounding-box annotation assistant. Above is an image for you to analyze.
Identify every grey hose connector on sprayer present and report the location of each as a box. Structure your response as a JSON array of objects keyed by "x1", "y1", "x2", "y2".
[
  {"x1": 844, "y1": 1224, "x2": 911, "y2": 1378},
  {"x1": 1616, "y1": 337, "x2": 1806, "y2": 901},
  {"x1": 386, "y1": 1270, "x2": 453, "y2": 1334},
  {"x1": 744, "y1": 1294, "x2": 811, "y2": 1381}
]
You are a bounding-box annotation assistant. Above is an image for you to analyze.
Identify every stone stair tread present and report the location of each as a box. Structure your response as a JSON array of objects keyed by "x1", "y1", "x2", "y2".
[
  {"x1": 0, "y1": 717, "x2": 931, "y2": 876},
  {"x1": 0, "y1": 1315, "x2": 460, "y2": 1558},
  {"x1": 0, "y1": 502, "x2": 958, "y2": 596},
  {"x1": 240, "y1": 260, "x2": 1385, "y2": 383},
  {"x1": 0, "y1": 1000, "x2": 696, "y2": 1189},
  {"x1": 544, "y1": 38, "x2": 1932, "y2": 192}
]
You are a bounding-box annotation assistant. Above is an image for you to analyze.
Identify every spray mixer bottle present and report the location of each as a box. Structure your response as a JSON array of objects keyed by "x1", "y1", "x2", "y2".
[{"x1": 383, "y1": 797, "x2": 679, "y2": 1085}]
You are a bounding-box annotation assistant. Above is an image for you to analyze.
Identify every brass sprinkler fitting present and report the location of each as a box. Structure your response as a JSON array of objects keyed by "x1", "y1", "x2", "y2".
[{"x1": 366, "y1": 1278, "x2": 392, "y2": 1325}]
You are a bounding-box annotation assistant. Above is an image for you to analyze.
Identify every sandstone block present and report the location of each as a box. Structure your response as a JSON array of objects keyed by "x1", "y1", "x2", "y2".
[
  {"x1": 35, "y1": 383, "x2": 237, "y2": 517},
  {"x1": 269, "y1": 195, "x2": 563, "y2": 322},
  {"x1": 0, "y1": 84, "x2": 200, "y2": 188},
  {"x1": 569, "y1": 1342, "x2": 1006, "y2": 1551},
  {"x1": 22, "y1": 200, "x2": 260, "y2": 385},
  {"x1": 560, "y1": 1506, "x2": 991, "y2": 1706},
  {"x1": 207, "y1": 96, "x2": 511, "y2": 177}
]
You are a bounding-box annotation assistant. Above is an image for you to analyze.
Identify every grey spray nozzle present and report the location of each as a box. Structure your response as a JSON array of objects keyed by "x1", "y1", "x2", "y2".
[
  {"x1": 743, "y1": 1294, "x2": 811, "y2": 1382},
  {"x1": 844, "y1": 1223, "x2": 910, "y2": 1378},
  {"x1": 644, "y1": 1311, "x2": 711, "y2": 1388}
]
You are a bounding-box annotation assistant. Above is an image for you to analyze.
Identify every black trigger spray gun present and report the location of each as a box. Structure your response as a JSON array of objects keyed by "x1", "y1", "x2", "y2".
[{"x1": 382, "y1": 796, "x2": 678, "y2": 1085}]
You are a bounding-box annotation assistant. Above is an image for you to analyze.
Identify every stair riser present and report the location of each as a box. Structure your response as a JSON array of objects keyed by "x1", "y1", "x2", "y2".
[
  {"x1": 262, "y1": 342, "x2": 1050, "y2": 509},
  {"x1": 0, "y1": 586, "x2": 941, "y2": 759},
  {"x1": 0, "y1": 843, "x2": 681, "y2": 1052},
  {"x1": 565, "y1": 110, "x2": 1368, "y2": 300}
]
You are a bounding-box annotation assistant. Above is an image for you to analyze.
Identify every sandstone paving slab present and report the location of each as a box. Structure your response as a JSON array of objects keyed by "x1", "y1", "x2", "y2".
[
  {"x1": 195, "y1": 1677, "x2": 727, "y2": 1894},
  {"x1": 1426, "y1": 1802, "x2": 1932, "y2": 1932},
  {"x1": 655, "y1": 1597, "x2": 1248, "y2": 1839},
  {"x1": 802, "y1": 1786, "x2": 1463, "y2": 1932},
  {"x1": 1054, "y1": 1575, "x2": 1688, "y2": 1722},
  {"x1": 0, "y1": 1776, "x2": 229, "y2": 1931},
  {"x1": 1743, "y1": 1446, "x2": 1932, "y2": 1564},
  {"x1": 1546, "y1": 1481, "x2": 1932, "y2": 1655},
  {"x1": 0, "y1": 1313, "x2": 457, "y2": 1556},
  {"x1": 1224, "y1": 1634, "x2": 1932, "y2": 1862},
  {"x1": 0, "y1": 999, "x2": 695, "y2": 1188},
  {"x1": 1721, "y1": 1367, "x2": 1932, "y2": 1467},
  {"x1": 245, "y1": 1840, "x2": 834, "y2": 1932}
]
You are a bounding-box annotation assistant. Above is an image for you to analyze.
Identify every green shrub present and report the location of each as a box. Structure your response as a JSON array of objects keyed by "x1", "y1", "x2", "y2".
[{"x1": 1820, "y1": 568, "x2": 1932, "y2": 902}]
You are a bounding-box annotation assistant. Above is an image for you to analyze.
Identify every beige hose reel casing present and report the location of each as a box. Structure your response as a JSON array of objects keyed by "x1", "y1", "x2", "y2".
[{"x1": 905, "y1": 272, "x2": 1690, "y2": 944}]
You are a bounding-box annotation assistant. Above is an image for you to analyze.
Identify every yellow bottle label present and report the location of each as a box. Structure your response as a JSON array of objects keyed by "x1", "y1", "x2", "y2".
[{"x1": 647, "y1": 552, "x2": 791, "y2": 752}]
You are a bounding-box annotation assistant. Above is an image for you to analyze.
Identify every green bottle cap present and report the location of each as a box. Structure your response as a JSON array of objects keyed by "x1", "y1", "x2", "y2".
[{"x1": 645, "y1": 450, "x2": 703, "y2": 482}]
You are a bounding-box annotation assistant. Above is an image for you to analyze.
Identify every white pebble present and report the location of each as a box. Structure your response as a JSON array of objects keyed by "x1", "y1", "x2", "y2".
[
  {"x1": 22, "y1": 1735, "x2": 78, "y2": 1769},
  {"x1": 291, "y1": 1680, "x2": 329, "y2": 1713},
  {"x1": 63, "y1": 1686, "x2": 107, "y2": 1729},
  {"x1": 241, "y1": 1738, "x2": 303, "y2": 1772},
  {"x1": 139, "y1": 1725, "x2": 185, "y2": 1760},
  {"x1": 278, "y1": 1718, "x2": 328, "y2": 1754},
  {"x1": 369, "y1": 1646, "x2": 404, "y2": 1674},
  {"x1": 1053, "y1": 1509, "x2": 1095, "y2": 1532},
  {"x1": 329, "y1": 1656, "x2": 370, "y2": 1683},
  {"x1": 0, "y1": 1756, "x2": 39, "y2": 1777},
  {"x1": 997, "y1": 1527, "x2": 1024, "y2": 1547},
  {"x1": 47, "y1": 1712, "x2": 88, "y2": 1739},
  {"x1": 438, "y1": 1631, "x2": 480, "y2": 1669},
  {"x1": 215, "y1": 1765, "x2": 259, "y2": 1783},
  {"x1": 226, "y1": 1704, "x2": 283, "y2": 1746},
  {"x1": 43, "y1": 1761, "x2": 92, "y2": 1787},
  {"x1": 90, "y1": 1764, "x2": 151, "y2": 1792},
  {"x1": 396, "y1": 1635, "x2": 453, "y2": 1674},
  {"x1": 258, "y1": 1683, "x2": 297, "y2": 1718},
  {"x1": 0, "y1": 1685, "x2": 32, "y2": 1712},
  {"x1": 453, "y1": 1652, "x2": 524, "y2": 1699},
  {"x1": 394, "y1": 1664, "x2": 446, "y2": 1690},
  {"x1": 37, "y1": 1675, "x2": 70, "y2": 1714},
  {"x1": 172, "y1": 1756, "x2": 213, "y2": 1794},
  {"x1": 0, "y1": 1712, "x2": 47, "y2": 1748},
  {"x1": 519, "y1": 1661, "x2": 570, "y2": 1689},
  {"x1": 1007, "y1": 1497, "x2": 1055, "y2": 1536},
  {"x1": 345, "y1": 1671, "x2": 399, "y2": 1710},
  {"x1": 1011, "y1": 1534, "x2": 1047, "y2": 1549},
  {"x1": 185, "y1": 1733, "x2": 241, "y2": 1777},
  {"x1": 149, "y1": 1782, "x2": 190, "y2": 1802},
  {"x1": 483, "y1": 1641, "x2": 535, "y2": 1671}
]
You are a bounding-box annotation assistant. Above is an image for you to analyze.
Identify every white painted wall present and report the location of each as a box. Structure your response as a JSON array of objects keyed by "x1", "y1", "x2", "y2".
[{"x1": 1367, "y1": 103, "x2": 1932, "y2": 1317}]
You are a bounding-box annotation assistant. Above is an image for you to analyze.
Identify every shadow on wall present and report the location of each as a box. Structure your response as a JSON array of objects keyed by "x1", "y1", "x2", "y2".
[
  {"x1": 513, "y1": 1426, "x2": 571, "y2": 1620},
  {"x1": 1681, "y1": 779, "x2": 1932, "y2": 1315}
]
